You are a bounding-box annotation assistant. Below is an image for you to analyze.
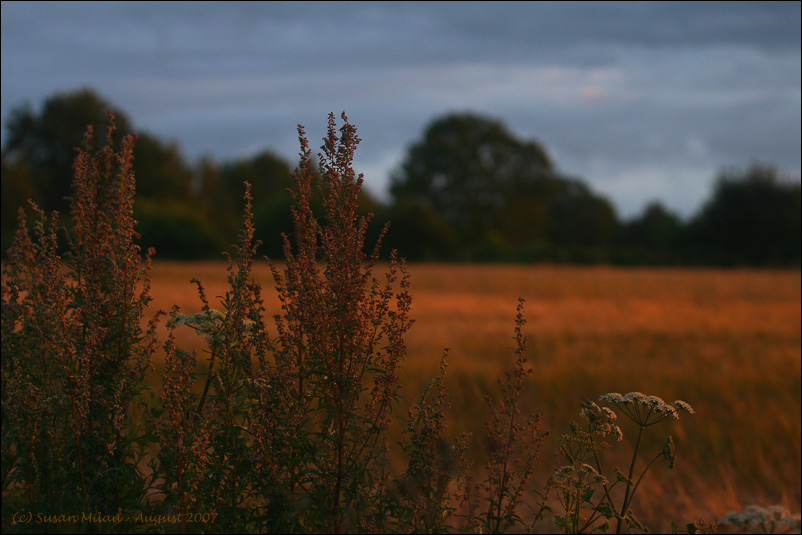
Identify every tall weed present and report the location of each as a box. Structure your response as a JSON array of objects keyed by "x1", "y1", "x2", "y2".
[{"x1": 2, "y1": 113, "x2": 160, "y2": 531}]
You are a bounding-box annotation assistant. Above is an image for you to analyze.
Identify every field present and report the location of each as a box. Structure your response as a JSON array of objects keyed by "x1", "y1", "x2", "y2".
[{"x1": 146, "y1": 261, "x2": 801, "y2": 531}]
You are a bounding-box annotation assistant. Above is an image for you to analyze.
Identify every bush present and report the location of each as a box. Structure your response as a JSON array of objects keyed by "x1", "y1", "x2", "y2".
[{"x1": 688, "y1": 164, "x2": 801, "y2": 266}]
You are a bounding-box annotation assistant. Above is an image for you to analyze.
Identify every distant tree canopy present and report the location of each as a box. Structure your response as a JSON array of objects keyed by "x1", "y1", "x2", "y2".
[
  {"x1": 688, "y1": 164, "x2": 801, "y2": 266},
  {"x1": 3, "y1": 88, "x2": 195, "y2": 213},
  {"x1": 4, "y1": 88, "x2": 135, "y2": 216},
  {"x1": 0, "y1": 88, "x2": 296, "y2": 257},
  {"x1": 389, "y1": 112, "x2": 619, "y2": 259},
  {"x1": 612, "y1": 201, "x2": 684, "y2": 265},
  {"x1": 2, "y1": 89, "x2": 799, "y2": 265},
  {"x1": 390, "y1": 113, "x2": 553, "y2": 237},
  {"x1": 620, "y1": 202, "x2": 683, "y2": 250},
  {"x1": 196, "y1": 150, "x2": 296, "y2": 241}
]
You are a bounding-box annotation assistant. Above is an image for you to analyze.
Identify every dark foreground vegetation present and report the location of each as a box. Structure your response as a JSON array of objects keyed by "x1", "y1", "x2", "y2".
[{"x1": 2, "y1": 88, "x2": 800, "y2": 265}]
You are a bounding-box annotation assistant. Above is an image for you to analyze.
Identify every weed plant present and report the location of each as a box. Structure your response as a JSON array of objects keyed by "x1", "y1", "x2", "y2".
[
  {"x1": 2, "y1": 112, "x2": 798, "y2": 534},
  {"x1": 2, "y1": 113, "x2": 160, "y2": 531}
]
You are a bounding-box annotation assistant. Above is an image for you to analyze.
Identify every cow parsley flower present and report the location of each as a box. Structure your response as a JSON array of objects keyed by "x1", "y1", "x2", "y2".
[
  {"x1": 171, "y1": 310, "x2": 222, "y2": 334},
  {"x1": 580, "y1": 399, "x2": 623, "y2": 441},
  {"x1": 719, "y1": 504, "x2": 801, "y2": 534},
  {"x1": 599, "y1": 392, "x2": 694, "y2": 427},
  {"x1": 552, "y1": 463, "x2": 607, "y2": 491},
  {"x1": 169, "y1": 308, "x2": 256, "y2": 335}
]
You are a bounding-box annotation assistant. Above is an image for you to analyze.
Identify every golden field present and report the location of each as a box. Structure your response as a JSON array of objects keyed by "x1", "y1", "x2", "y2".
[{"x1": 145, "y1": 261, "x2": 801, "y2": 531}]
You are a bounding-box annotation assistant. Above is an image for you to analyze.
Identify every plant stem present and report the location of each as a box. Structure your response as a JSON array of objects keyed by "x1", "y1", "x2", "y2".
[
  {"x1": 628, "y1": 452, "x2": 663, "y2": 507},
  {"x1": 616, "y1": 424, "x2": 644, "y2": 534}
]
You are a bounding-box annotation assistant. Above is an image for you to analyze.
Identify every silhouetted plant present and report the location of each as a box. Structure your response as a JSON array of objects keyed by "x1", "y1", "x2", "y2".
[
  {"x1": 156, "y1": 114, "x2": 413, "y2": 533},
  {"x1": 259, "y1": 114, "x2": 413, "y2": 532},
  {"x1": 2, "y1": 112, "x2": 160, "y2": 532},
  {"x1": 153, "y1": 180, "x2": 269, "y2": 532},
  {"x1": 457, "y1": 298, "x2": 549, "y2": 534},
  {"x1": 389, "y1": 351, "x2": 470, "y2": 533}
]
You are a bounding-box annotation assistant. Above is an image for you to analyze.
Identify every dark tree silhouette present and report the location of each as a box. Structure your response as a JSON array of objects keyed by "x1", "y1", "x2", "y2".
[
  {"x1": 3, "y1": 88, "x2": 194, "y2": 215},
  {"x1": 689, "y1": 164, "x2": 801, "y2": 265},
  {"x1": 390, "y1": 112, "x2": 555, "y2": 243},
  {"x1": 4, "y1": 88, "x2": 134, "y2": 215},
  {"x1": 390, "y1": 112, "x2": 619, "y2": 259}
]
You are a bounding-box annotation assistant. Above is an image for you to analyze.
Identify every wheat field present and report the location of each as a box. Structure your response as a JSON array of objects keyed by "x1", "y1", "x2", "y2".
[{"x1": 145, "y1": 261, "x2": 801, "y2": 531}]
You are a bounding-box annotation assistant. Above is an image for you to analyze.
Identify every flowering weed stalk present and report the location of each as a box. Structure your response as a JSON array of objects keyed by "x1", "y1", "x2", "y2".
[
  {"x1": 151, "y1": 310, "x2": 216, "y2": 533},
  {"x1": 155, "y1": 114, "x2": 414, "y2": 533},
  {"x1": 391, "y1": 351, "x2": 470, "y2": 533},
  {"x1": 153, "y1": 181, "x2": 269, "y2": 533},
  {"x1": 1, "y1": 113, "x2": 159, "y2": 531},
  {"x1": 263, "y1": 113, "x2": 412, "y2": 533},
  {"x1": 457, "y1": 298, "x2": 549, "y2": 534}
]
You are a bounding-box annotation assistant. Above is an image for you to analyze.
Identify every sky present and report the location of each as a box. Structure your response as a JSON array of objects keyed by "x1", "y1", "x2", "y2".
[{"x1": 1, "y1": 1, "x2": 800, "y2": 219}]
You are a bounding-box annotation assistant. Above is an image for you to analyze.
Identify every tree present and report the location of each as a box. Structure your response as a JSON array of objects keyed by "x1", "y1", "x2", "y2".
[
  {"x1": 390, "y1": 112, "x2": 620, "y2": 260},
  {"x1": 134, "y1": 198, "x2": 227, "y2": 259},
  {"x1": 2, "y1": 88, "x2": 221, "y2": 259},
  {"x1": 690, "y1": 164, "x2": 801, "y2": 265},
  {"x1": 192, "y1": 149, "x2": 296, "y2": 243},
  {"x1": 548, "y1": 180, "x2": 619, "y2": 248},
  {"x1": 3, "y1": 88, "x2": 195, "y2": 216},
  {"x1": 221, "y1": 150, "x2": 294, "y2": 207},
  {"x1": 613, "y1": 201, "x2": 683, "y2": 265},
  {"x1": 1, "y1": 152, "x2": 38, "y2": 252},
  {"x1": 390, "y1": 112, "x2": 556, "y2": 247},
  {"x1": 377, "y1": 199, "x2": 457, "y2": 261},
  {"x1": 620, "y1": 201, "x2": 682, "y2": 251},
  {"x1": 131, "y1": 132, "x2": 194, "y2": 200},
  {"x1": 4, "y1": 88, "x2": 134, "y2": 215}
]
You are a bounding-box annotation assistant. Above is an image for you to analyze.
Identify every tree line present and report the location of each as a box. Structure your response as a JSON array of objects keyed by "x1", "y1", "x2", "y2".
[{"x1": 2, "y1": 88, "x2": 799, "y2": 266}]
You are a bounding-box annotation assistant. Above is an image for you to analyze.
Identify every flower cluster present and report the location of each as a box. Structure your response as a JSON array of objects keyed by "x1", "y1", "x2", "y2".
[
  {"x1": 552, "y1": 463, "x2": 608, "y2": 490},
  {"x1": 467, "y1": 298, "x2": 548, "y2": 534},
  {"x1": 579, "y1": 399, "x2": 623, "y2": 441},
  {"x1": 599, "y1": 392, "x2": 694, "y2": 427},
  {"x1": 169, "y1": 308, "x2": 256, "y2": 334},
  {"x1": 550, "y1": 463, "x2": 612, "y2": 533},
  {"x1": 719, "y1": 504, "x2": 801, "y2": 534}
]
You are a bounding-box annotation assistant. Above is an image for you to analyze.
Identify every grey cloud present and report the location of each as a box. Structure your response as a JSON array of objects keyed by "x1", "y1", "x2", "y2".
[{"x1": 5, "y1": 2, "x2": 797, "y2": 73}]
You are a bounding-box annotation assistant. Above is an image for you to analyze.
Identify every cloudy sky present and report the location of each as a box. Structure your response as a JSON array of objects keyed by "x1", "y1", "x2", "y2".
[{"x1": 2, "y1": 1, "x2": 800, "y2": 218}]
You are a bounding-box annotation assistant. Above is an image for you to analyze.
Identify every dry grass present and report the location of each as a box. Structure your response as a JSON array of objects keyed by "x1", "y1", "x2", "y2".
[{"x1": 145, "y1": 261, "x2": 801, "y2": 532}]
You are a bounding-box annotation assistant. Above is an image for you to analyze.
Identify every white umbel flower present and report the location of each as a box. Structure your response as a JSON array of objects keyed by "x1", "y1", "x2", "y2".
[
  {"x1": 719, "y1": 504, "x2": 801, "y2": 534},
  {"x1": 599, "y1": 392, "x2": 694, "y2": 426}
]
